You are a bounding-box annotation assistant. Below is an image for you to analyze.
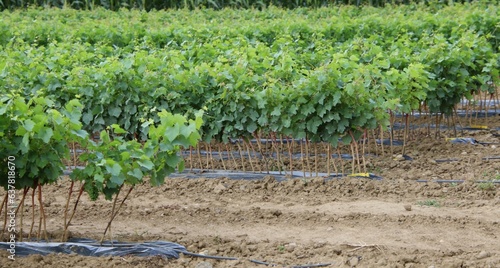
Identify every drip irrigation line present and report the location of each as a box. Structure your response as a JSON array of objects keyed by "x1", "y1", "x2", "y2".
[
  {"x1": 249, "y1": 259, "x2": 276, "y2": 266},
  {"x1": 230, "y1": 138, "x2": 305, "y2": 144},
  {"x1": 390, "y1": 123, "x2": 447, "y2": 131},
  {"x1": 460, "y1": 126, "x2": 496, "y2": 131},
  {"x1": 66, "y1": 167, "x2": 500, "y2": 182},
  {"x1": 393, "y1": 110, "x2": 500, "y2": 118},
  {"x1": 375, "y1": 139, "x2": 404, "y2": 146},
  {"x1": 65, "y1": 147, "x2": 500, "y2": 181},
  {"x1": 390, "y1": 123, "x2": 499, "y2": 131},
  {"x1": 416, "y1": 180, "x2": 500, "y2": 184},
  {"x1": 459, "y1": 99, "x2": 500, "y2": 106},
  {"x1": 434, "y1": 158, "x2": 461, "y2": 163},
  {"x1": 483, "y1": 156, "x2": 500, "y2": 160},
  {"x1": 291, "y1": 264, "x2": 335, "y2": 268},
  {"x1": 478, "y1": 142, "x2": 500, "y2": 145},
  {"x1": 178, "y1": 250, "x2": 238, "y2": 260},
  {"x1": 63, "y1": 166, "x2": 383, "y2": 180},
  {"x1": 248, "y1": 260, "x2": 334, "y2": 268}
]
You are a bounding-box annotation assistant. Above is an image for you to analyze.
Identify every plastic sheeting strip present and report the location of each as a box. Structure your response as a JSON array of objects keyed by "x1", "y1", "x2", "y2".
[
  {"x1": 0, "y1": 239, "x2": 336, "y2": 267},
  {"x1": 0, "y1": 240, "x2": 185, "y2": 258}
]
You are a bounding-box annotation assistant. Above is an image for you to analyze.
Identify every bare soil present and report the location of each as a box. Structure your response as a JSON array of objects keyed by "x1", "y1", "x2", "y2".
[{"x1": 1, "y1": 118, "x2": 500, "y2": 267}]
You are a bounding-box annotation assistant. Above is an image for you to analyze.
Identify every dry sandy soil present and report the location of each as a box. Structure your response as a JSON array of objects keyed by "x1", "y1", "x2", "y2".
[{"x1": 1, "y1": 119, "x2": 499, "y2": 268}]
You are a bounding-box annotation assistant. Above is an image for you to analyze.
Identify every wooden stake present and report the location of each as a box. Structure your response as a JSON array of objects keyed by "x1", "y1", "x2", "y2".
[
  {"x1": 255, "y1": 133, "x2": 269, "y2": 173},
  {"x1": 483, "y1": 88, "x2": 489, "y2": 126},
  {"x1": 379, "y1": 125, "x2": 384, "y2": 156},
  {"x1": 305, "y1": 137, "x2": 312, "y2": 175},
  {"x1": 196, "y1": 145, "x2": 204, "y2": 172},
  {"x1": 399, "y1": 113, "x2": 405, "y2": 139},
  {"x1": 207, "y1": 143, "x2": 216, "y2": 171},
  {"x1": 435, "y1": 114, "x2": 440, "y2": 139},
  {"x1": 1, "y1": 193, "x2": 7, "y2": 239},
  {"x1": 474, "y1": 92, "x2": 480, "y2": 125},
  {"x1": 362, "y1": 130, "x2": 367, "y2": 173},
  {"x1": 350, "y1": 142, "x2": 356, "y2": 174},
  {"x1": 218, "y1": 143, "x2": 227, "y2": 171},
  {"x1": 63, "y1": 183, "x2": 85, "y2": 242},
  {"x1": 189, "y1": 146, "x2": 193, "y2": 172},
  {"x1": 402, "y1": 114, "x2": 409, "y2": 156},
  {"x1": 349, "y1": 131, "x2": 362, "y2": 173},
  {"x1": 243, "y1": 139, "x2": 255, "y2": 172},
  {"x1": 288, "y1": 137, "x2": 294, "y2": 175},
  {"x1": 370, "y1": 129, "x2": 378, "y2": 156},
  {"x1": 29, "y1": 187, "x2": 36, "y2": 240},
  {"x1": 314, "y1": 142, "x2": 319, "y2": 177},
  {"x1": 330, "y1": 143, "x2": 339, "y2": 176},
  {"x1": 247, "y1": 138, "x2": 260, "y2": 172},
  {"x1": 271, "y1": 133, "x2": 283, "y2": 175},
  {"x1": 337, "y1": 143, "x2": 345, "y2": 176},
  {"x1": 465, "y1": 96, "x2": 471, "y2": 125},
  {"x1": 409, "y1": 111, "x2": 414, "y2": 141},
  {"x1": 326, "y1": 143, "x2": 331, "y2": 176},
  {"x1": 279, "y1": 134, "x2": 285, "y2": 174},
  {"x1": 62, "y1": 180, "x2": 75, "y2": 241},
  {"x1": 226, "y1": 143, "x2": 238, "y2": 171},
  {"x1": 494, "y1": 86, "x2": 499, "y2": 114},
  {"x1": 453, "y1": 106, "x2": 464, "y2": 137},
  {"x1": 235, "y1": 140, "x2": 246, "y2": 172},
  {"x1": 389, "y1": 111, "x2": 394, "y2": 156},
  {"x1": 205, "y1": 143, "x2": 211, "y2": 171},
  {"x1": 300, "y1": 139, "x2": 306, "y2": 177},
  {"x1": 18, "y1": 188, "x2": 29, "y2": 242},
  {"x1": 37, "y1": 184, "x2": 49, "y2": 242},
  {"x1": 101, "y1": 185, "x2": 135, "y2": 245}
]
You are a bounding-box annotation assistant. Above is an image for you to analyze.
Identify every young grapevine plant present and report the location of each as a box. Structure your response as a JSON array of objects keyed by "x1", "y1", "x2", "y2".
[
  {"x1": 68, "y1": 109, "x2": 203, "y2": 242},
  {"x1": 0, "y1": 95, "x2": 86, "y2": 241}
]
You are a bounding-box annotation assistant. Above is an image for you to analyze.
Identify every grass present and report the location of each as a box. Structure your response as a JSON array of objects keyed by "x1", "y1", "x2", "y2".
[
  {"x1": 417, "y1": 199, "x2": 441, "y2": 207},
  {"x1": 478, "y1": 181, "x2": 496, "y2": 191},
  {"x1": 478, "y1": 171, "x2": 500, "y2": 191}
]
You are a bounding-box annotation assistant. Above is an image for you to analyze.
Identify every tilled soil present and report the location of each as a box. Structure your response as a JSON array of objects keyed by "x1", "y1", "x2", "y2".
[
  {"x1": 1, "y1": 177, "x2": 499, "y2": 267},
  {"x1": 1, "y1": 120, "x2": 500, "y2": 267}
]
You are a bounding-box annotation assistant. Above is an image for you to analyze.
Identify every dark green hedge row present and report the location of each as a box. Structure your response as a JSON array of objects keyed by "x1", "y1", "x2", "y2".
[{"x1": 0, "y1": 0, "x2": 481, "y2": 11}]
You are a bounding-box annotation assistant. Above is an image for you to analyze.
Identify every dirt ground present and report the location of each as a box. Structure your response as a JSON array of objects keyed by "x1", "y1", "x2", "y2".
[{"x1": 1, "y1": 117, "x2": 500, "y2": 267}]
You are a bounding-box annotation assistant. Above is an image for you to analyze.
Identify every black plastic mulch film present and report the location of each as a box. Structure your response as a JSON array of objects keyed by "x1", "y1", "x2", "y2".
[{"x1": 0, "y1": 239, "x2": 333, "y2": 267}]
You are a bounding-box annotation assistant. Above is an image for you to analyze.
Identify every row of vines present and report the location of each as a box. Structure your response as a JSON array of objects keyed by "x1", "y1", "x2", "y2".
[
  {"x1": 0, "y1": 3, "x2": 499, "y2": 242},
  {"x1": 0, "y1": 0, "x2": 480, "y2": 11},
  {"x1": 1, "y1": 5, "x2": 498, "y2": 143}
]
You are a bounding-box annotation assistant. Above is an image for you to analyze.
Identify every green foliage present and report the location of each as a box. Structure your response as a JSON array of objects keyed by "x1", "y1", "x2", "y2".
[
  {"x1": 146, "y1": 109, "x2": 203, "y2": 186},
  {"x1": 417, "y1": 199, "x2": 441, "y2": 207},
  {"x1": 0, "y1": 5, "x2": 498, "y2": 147},
  {"x1": 0, "y1": 95, "x2": 85, "y2": 189},
  {"x1": 70, "y1": 109, "x2": 203, "y2": 200},
  {"x1": 0, "y1": 0, "x2": 476, "y2": 11},
  {"x1": 477, "y1": 182, "x2": 496, "y2": 191}
]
